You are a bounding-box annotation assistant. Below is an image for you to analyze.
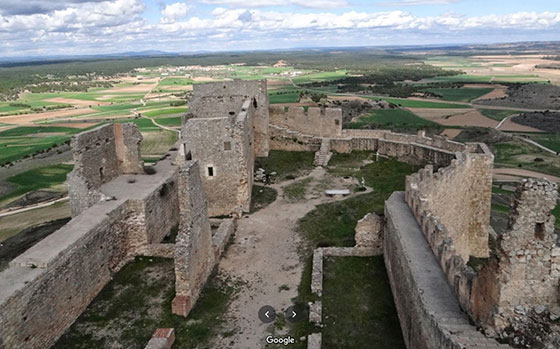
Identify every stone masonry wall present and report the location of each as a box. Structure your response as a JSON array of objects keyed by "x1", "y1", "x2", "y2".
[
  {"x1": 269, "y1": 105, "x2": 342, "y2": 138},
  {"x1": 0, "y1": 150, "x2": 179, "y2": 349},
  {"x1": 405, "y1": 143, "x2": 494, "y2": 261},
  {"x1": 188, "y1": 80, "x2": 269, "y2": 157},
  {"x1": 183, "y1": 99, "x2": 255, "y2": 217},
  {"x1": 471, "y1": 179, "x2": 560, "y2": 338},
  {"x1": 172, "y1": 160, "x2": 214, "y2": 317},
  {"x1": 67, "y1": 123, "x2": 143, "y2": 216}
]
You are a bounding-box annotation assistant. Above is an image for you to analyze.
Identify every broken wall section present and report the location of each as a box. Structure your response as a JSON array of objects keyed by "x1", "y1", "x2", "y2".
[
  {"x1": 471, "y1": 179, "x2": 560, "y2": 339},
  {"x1": 67, "y1": 123, "x2": 143, "y2": 216}
]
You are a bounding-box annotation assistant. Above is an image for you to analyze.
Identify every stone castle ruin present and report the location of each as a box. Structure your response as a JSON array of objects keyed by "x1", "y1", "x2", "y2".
[{"x1": 0, "y1": 79, "x2": 558, "y2": 348}]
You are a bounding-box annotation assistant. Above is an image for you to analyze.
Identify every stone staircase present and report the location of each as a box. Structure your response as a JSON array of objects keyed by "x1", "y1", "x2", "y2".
[{"x1": 314, "y1": 138, "x2": 332, "y2": 167}]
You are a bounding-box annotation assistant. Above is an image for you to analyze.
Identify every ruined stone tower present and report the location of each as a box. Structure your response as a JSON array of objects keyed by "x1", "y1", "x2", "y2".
[
  {"x1": 67, "y1": 123, "x2": 144, "y2": 216},
  {"x1": 182, "y1": 81, "x2": 267, "y2": 217},
  {"x1": 484, "y1": 178, "x2": 560, "y2": 333}
]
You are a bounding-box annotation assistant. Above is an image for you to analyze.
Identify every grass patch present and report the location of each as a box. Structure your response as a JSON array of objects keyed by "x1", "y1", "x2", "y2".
[
  {"x1": 529, "y1": 134, "x2": 560, "y2": 153},
  {"x1": 269, "y1": 91, "x2": 301, "y2": 104},
  {"x1": 250, "y1": 185, "x2": 277, "y2": 213},
  {"x1": 424, "y1": 87, "x2": 494, "y2": 102},
  {"x1": 54, "y1": 257, "x2": 238, "y2": 349},
  {"x1": 322, "y1": 256, "x2": 405, "y2": 348},
  {"x1": 299, "y1": 158, "x2": 419, "y2": 248},
  {"x1": 479, "y1": 109, "x2": 522, "y2": 121},
  {"x1": 141, "y1": 130, "x2": 178, "y2": 157},
  {"x1": 494, "y1": 141, "x2": 560, "y2": 177},
  {"x1": 0, "y1": 164, "x2": 73, "y2": 202},
  {"x1": 143, "y1": 107, "x2": 187, "y2": 117},
  {"x1": 283, "y1": 178, "x2": 312, "y2": 202},
  {"x1": 154, "y1": 116, "x2": 182, "y2": 127},
  {"x1": 348, "y1": 108, "x2": 440, "y2": 130},
  {"x1": 255, "y1": 150, "x2": 314, "y2": 181}
]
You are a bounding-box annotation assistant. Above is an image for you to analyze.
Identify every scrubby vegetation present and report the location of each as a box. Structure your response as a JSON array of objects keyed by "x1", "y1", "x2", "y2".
[{"x1": 255, "y1": 150, "x2": 315, "y2": 180}]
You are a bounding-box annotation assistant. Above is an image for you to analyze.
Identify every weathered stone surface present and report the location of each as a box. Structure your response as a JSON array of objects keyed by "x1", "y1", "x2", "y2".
[
  {"x1": 145, "y1": 328, "x2": 175, "y2": 349},
  {"x1": 307, "y1": 333, "x2": 322, "y2": 349},
  {"x1": 269, "y1": 105, "x2": 342, "y2": 138},
  {"x1": 67, "y1": 123, "x2": 144, "y2": 216},
  {"x1": 183, "y1": 90, "x2": 258, "y2": 217},
  {"x1": 384, "y1": 192, "x2": 509, "y2": 349},
  {"x1": 354, "y1": 212, "x2": 383, "y2": 253}
]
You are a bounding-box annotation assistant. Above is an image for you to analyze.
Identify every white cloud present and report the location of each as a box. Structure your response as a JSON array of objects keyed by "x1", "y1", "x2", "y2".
[
  {"x1": 200, "y1": 0, "x2": 349, "y2": 9},
  {"x1": 161, "y1": 2, "x2": 190, "y2": 24},
  {"x1": 380, "y1": 0, "x2": 460, "y2": 6},
  {"x1": 0, "y1": 2, "x2": 559, "y2": 57}
]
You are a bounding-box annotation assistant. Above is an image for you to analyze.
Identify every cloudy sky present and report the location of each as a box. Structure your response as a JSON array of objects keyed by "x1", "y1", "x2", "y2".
[{"x1": 0, "y1": 0, "x2": 559, "y2": 57}]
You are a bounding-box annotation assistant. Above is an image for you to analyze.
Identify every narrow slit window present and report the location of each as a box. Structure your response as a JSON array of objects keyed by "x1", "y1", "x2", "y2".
[
  {"x1": 335, "y1": 119, "x2": 340, "y2": 125},
  {"x1": 535, "y1": 222, "x2": 545, "y2": 240},
  {"x1": 224, "y1": 141, "x2": 231, "y2": 151},
  {"x1": 208, "y1": 166, "x2": 214, "y2": 177}
]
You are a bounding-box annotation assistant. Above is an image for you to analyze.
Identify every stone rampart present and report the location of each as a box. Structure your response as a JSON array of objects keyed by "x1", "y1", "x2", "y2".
[
  {"x1": 384, "y1": 192, "x2": 509, "y2": 349},
  {"x1": 0, "y1": 149, "x2": 180, "y2": 348},
  {"x1": 269, "y1": 105, "x2": 342, "y2": 138},
  {"x1": 405, "y1": 143, "x2": 493, "y2": 261}
]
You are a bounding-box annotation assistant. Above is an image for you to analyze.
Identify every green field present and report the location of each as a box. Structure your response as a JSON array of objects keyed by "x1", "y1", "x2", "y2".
[
  {"x1": 292, "y1": 70, "x2": 349, "y2": 84},
  {"x1": 494, "y1": 141, "x2": 560, "y2": 177},
  {"x1": 433, "y1": 74, "x2": 548, "y2": 84},
  {"x1": 371, "y1": 96, "x2": 471, "y2": 109},
  {"x1": 269, "y1": 91, "x2": 301, "y2": 104},
  {"x1": 322, "y1": 256, "x2": 405, "y2": 348},
  {"x1": 479, "y1": 109, "x2": 522, "y2": 121},
  {"x1": 154, "y1": 117, "x2": 182, "y2": 127},
  {"x1": 1, "y1": 164, "x2": 73, "y2": 202},
  {"x1": 348, "y1": 108, "x2": 440, "y2": 130},
  {"x1": 529, "y1": 134, "x2": 560, "y2": 153},
  {"x1": 424, "y1": 87, "x2": 494, "y2": 102},
  {"x1": 157, "y1": 77, "x2": 194, "y2": 86},
  {"x1": 143, "y1": 107, "x2": 187, "y2": 117}
]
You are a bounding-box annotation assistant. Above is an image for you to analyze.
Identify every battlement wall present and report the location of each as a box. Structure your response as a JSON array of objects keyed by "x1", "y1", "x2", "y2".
[{"x1": 269, "y1": 106, "x2": 342, "y2": 138}]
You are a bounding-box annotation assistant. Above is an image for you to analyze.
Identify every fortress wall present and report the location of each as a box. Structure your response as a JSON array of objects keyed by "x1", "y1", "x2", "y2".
[
  {"x1": 405, "y1": 144, "x2": 493, "y2": 261},
  {"x1": 269, "y1": 124, "x2": 322, "y2": 152},
  {"x1": 269, "y1": 106, "x2": 342, "y2": 138},
  {"x1": 383, "y1": 192, "x2": 509, "y2": 349},
  {"x1": 0, "y1": 200, "x2": 134, "y2": 348},
  {"x1": 0, "y1": 152, "x2": 181, "y2": 349}
]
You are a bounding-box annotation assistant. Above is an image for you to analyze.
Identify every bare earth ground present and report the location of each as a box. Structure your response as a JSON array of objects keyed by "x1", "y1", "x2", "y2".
[
  {"x1": 409, "y1": 107, "x2": 539, "y2": 131},
  {"x1": 493, "y1": 168, "x2": 560, "y2": 183},
  {"x1": 328, "y1": 95, "x2": 371, "y2": 103},
  {"x1": 440, "y1": 129, "x2": 461, "y2": 139},
  {"x1": 472, "y1": 85, "x2": 508, "y2": 100},
  {"x1": 211, "y1": 167, "x2": 366, "y2": 348},
  {"x1": 192, "y1": 77, "x2": 218, "y2": 82},
  {"x1": 45, "y1": 97, "x2": 110, "y2": 107},
  {"x1": 497, "y1": 118, "x2": 542, "y2": 133},
  {"x1": 0, "y1": 108, "x2": 96, "y2": 125},
  {"x1": 46, "y1": 122, "x2": 100, "y2": 129}
]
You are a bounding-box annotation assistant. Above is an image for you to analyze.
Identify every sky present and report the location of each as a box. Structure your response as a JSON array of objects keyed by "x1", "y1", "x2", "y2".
[{"x1": 0, "y1": 0, "x2": 559, "y2": 57}]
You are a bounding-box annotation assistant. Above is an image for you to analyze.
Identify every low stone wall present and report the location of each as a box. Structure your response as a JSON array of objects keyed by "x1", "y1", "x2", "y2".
[
  {"x1": 384, "y1": 192, "x2": 509, "y2": 349},
  {"x1": 0, "y1": 152, "x2": 180, "y2": 348}
]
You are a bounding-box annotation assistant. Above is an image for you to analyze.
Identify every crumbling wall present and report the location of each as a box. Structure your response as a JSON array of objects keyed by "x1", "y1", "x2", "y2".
[
  {"x1": 188, "y1": 80, "x2": 269, "y2": 157},
  {"x1": 269, "y1": 105, "x2": 342, "y2": 138},
  {"x1": 471, "y1": 179, "x2": 560, "y2": 339},
  {"x1": 405, "y1": 143, "x2": 493, "y2": 260},
  {"x1": 172, "y1": 160, "x2": 214, "y2": 317},
  {"x1": 183, "y1": 99, "x2": 255, "y2": 216},
  {"x1": 67, "y1": 123, "x2": 143, "y2": 216}
]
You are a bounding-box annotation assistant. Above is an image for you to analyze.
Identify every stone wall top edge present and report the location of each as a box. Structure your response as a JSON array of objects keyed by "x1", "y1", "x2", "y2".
[
  {"x1": 9, "y1": 198, "x2": 126, "y2": 269},
  {"x1": 0, "y1": 266, "x2": 44, "y2": 306}
]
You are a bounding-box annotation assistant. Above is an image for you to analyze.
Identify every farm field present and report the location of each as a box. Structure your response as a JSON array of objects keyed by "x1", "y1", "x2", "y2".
[
  {"x1": 423, "y1": 87, "x2": 494, "y2": 102},
  {"x1": 371, "y1": 97, "x2": 471, "y2": 109}
]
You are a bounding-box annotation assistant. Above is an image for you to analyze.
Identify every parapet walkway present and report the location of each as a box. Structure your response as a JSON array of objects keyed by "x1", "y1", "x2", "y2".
[{"x1": 384, "y1": 192, "x2": 510, "y2": 349}]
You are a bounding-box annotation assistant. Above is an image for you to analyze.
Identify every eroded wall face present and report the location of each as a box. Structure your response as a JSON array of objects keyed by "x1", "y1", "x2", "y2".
[
  {"x1": 172, "y1": 161, "x2": 214, "y2": 317},
  {"x1": 473, "y1": 179, "x2": 560, "y2": 334},
  {"x1": 269, "y1": 106, "x2": 342, "y2": 138},
  {"x1": 67, "y1": 123, "x2": 143, "y2": 216}
]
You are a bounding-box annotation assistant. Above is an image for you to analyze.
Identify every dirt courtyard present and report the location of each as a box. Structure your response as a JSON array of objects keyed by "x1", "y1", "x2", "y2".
[{"x1": 211, "y1": 167, "x2": 367, "y2": 348}]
